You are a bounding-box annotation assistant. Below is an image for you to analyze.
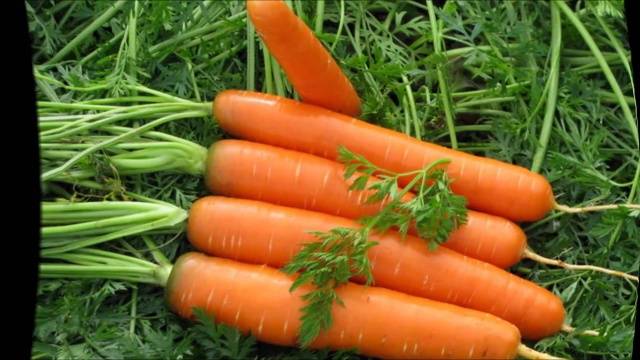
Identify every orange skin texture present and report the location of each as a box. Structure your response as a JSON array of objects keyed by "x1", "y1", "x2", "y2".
[
  {"x1": 167, "y1": 252, "x2": 522, "y2": 359},
  {"x1": 212, "y1": 90, "x2": 555, "y2": 222},
  {"x1": 246, "y1": 0, "x2": 361, "y2": 117},
  {"x1": 187, "y1": 196, "x2": 565, "y2": 340},
  {"x1": 205, "y1": 139, "x2": 526, "y2": 269}
]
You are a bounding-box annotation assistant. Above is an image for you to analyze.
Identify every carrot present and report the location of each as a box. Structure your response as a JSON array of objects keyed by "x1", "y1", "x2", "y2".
[
  {"x1": 246, "y1": 0, "x2": 361, "y2": 117},
  {"x1": 40, "y1": 247, "x2": 563, "y2": 359},
  {"x1": 212, "y1": 90, "x2": 554, "y2": 222},
  {"x1": 205, "y1": 139, "x2": 527, "y2": 269},
  {"x1": 168, "y1": 252, "x2": 523, "y2": 359},
  {"x1": 187, "y1": 196, "x2": 566, "y2": 340}
]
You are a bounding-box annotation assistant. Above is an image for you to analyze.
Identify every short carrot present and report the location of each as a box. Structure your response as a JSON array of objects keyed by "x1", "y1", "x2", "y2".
[
  {"x1": 187, "y1": 196, "x2": 566, "y2": 340},
  {"x1": 246, "y1": 0, "x2": 361, "y2": 117},
  {"x1": 212, "y1": 90, "x2": 554, "y2": 222},
  {"x1": 205, "y1": 139, "x2": 527, "y2": 268},
  {"x1": 169, "y1": 252, "x2": 523, "y2": 358}
]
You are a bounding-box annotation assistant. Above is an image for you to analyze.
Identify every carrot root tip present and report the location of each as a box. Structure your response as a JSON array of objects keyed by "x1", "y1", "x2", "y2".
[
  {"x1": 522, "y1": 248, "x2": 639, "y2": 282},
  {"x1": 517, "y1": 343, "x2": 565, "y2": 360}
]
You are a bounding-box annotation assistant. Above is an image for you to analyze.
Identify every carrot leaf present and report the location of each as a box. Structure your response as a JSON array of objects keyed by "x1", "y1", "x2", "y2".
[
  {"x1": 338, "y1": 146, "x2": 468, "y2": 248},
  {"x1": 192, "y1": 308, "x2": 257, "y2": 360},
  {"x1": 282, "y1": 227, "x2": 377, "y2": 347}
]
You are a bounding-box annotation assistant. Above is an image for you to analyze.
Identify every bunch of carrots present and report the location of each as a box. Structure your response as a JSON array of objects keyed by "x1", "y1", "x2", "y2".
[{"x1": 40, "y1": 1, "x2": 639, "y2": 359}]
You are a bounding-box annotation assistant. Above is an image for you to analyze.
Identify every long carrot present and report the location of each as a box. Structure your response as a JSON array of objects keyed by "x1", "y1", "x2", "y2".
[
  {"x1": 212, "y1": 90, "x2": 554, "y2": 222},
  {"x1": 41, "y1": 246, "x2": 563, "y2": 359},
  {"x1": 168, "y1": 252, "x2": 523, "y2": 359},
  {"x1": 187, "y1": 196, "x2": 565, "y2": 340},
  {"x1": 246, "y1": 0, "x2": 361, "y2": 117},
  {"x1": 205, "y1": 139, "x2": 527, "y2": 269}
]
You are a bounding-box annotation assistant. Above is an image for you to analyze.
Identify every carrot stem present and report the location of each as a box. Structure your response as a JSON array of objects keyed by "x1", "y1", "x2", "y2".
[
  {"x1": 456, "y1": 96, "x2": 516, "y2": 108},
  {"x1": 41, "y1": 110, "x2": 207, "y2": 181},
  {"x1": 402, "y1": 75, "x2": 421, "y2": 140},
  {"x1": 45, "y1": 0, "x2": 128, "y2": 64},
  {"x1": 129, "y1": 285, "x2": 138, "y2": 336},
  {"x1": 78, "y1": 31, "x2": 125, "y2": 66},
  {"x1": 271, "y1": 55, "x2": 286, "y2": 97},
  {"x1": 40, "y1": 200, "x2": 187, "y2": 256},
  {"x1": 148, "y1": 11, "x2": 245, "y2": 56},
  {"x1": 40, "y1": 248, "x2": 172, "y2": 287},
  {"x1": 262, "y1": 43, "x2": 274, "y2": 94},
  {"x1": 126, "y1": 1, "x2": 138, "y2": 97},
  {"x1": 451, "y1": 81, "x2": 531, "y2": 99},
  {"x1": 522, "y1": 248, "x2": 639, "y2": 282},
  {"x1": 427, "y1": 0, "x2": 457, "y2": 149},
  {"x1": 314, "y1": 0, "x2": 325, "y2": 34},
  {"x1": 247, "y1": 17, "x2": 256, "y2": 91},
  {"x1": 531, "y1": 3, "x2": 561, "y2": 173},
  {"x1": 517, "y1": 343, "x2": 565, "y2": 360},
  {"x1": 142, "y1": 235, "x2": 172, "y2": 268},
  {"x1": 594, "y1": 14, "x2": 636, "y2": 116},
  {"x1": 554, "y1": 0, "x2": 639, "y2": 147},
  {"x1": 330, "y1": 0, "x2": 345, "y2": 52}
]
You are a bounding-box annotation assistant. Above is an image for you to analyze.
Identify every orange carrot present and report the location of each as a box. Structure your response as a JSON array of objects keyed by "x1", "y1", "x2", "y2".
[
  {"x1": 168, "y1": 252, "x2": 522, "y2": 358},
  {"x1": 187, "y1": 196, "x2": 565, "y2": 340},
  {"x1": 212, "y1": 90, "x2": 554, "y2": 222},
  {"x1": 246, "y1": 0, "x2": 361, "y2": 117},
  {"x1": 205, "y1": 139, "x2": 527, "y2": 268}
]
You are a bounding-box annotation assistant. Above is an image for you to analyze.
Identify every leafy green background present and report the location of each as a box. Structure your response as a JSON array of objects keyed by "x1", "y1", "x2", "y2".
[{"x1": 29, "y1": 0, "x2": 637, "y2": 359}]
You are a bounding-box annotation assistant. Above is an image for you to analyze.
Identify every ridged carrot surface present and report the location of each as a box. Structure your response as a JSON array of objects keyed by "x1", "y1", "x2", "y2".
[
  {"x1": 205, "y1": 139, "x2": 527, "y2": 268},
  {"x1": 212, "y1": 90, "x2": 555, "y2": 222},
  {"x1": 246, "y1": 0, "x2": 361, "y2": 117},
  {"x1": 167, "y1": 252, "x2": 521, "y2": 358},
  {"x1": 187, "y1": 196, "x2": 565, "y2": 340}
]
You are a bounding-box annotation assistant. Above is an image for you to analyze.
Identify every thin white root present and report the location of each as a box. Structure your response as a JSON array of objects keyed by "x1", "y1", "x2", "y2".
[
  {"x1": 561, "y1": 324, "x2": 600, "y2": 336},
  {"x1": 517, "y1": 343, "x2": 566, "y2": 360},
  {"x1": 554, "y1": 202, "x2": 640, "y2": 213},
  {"x1": 522, "y1": 248, "x2": 639, "y2": 282}
]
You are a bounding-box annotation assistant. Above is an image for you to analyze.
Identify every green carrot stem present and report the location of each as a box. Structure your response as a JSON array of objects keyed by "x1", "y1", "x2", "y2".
[
  {"x1": 42, "y1": 208, "x2": 176, "y2": 237},
  {"x1": 554, "y1": 0, "x2": 638, "y2": 147},
  {"x1": 148, "y1": 11, "x2": 245, "y2": 55},
  {"x1": 247, "y1": 16, "x2": 256, "y2": 91},
  {"x1": 45, "y1": 0, "x2": 128, "y2": 64},
  {"x1": 330, "y1": 0, "x2": 346, "y2": 52},
  {"x1": 315, "y1": 0, "x2": 325, "y2": 34},
  {"x1": 531, "y1": 2, "x2": 561, "y2": 173},
  {"x1": 41, "y1": 110, "x2": 207, "y2": 181},
  {"x1": 427, "y1": 0, "x2": 457, "y2": 149},
  {"x1": 456, "y1": 96, "x2": 516, "y2": 108}
]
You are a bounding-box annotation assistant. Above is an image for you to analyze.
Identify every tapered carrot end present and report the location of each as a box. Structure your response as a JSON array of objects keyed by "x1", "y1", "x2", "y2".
[
  {"x1": 340, "y1": 93, "x2": 362, "y2": 118},
  {"x1": 512, "y1": 172, "x2": 555, "y2": 222},
  {"x1": 523, "y1": 294, "x2": 566, "y2": 340},
  {"x1": 246, "y1": 0, "x2": 290, "y2": 32},
  {"x1": 534, "y1": 173, "x2": 555, "y2": 218}
]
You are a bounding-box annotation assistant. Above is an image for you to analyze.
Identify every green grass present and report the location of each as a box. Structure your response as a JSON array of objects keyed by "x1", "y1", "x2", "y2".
[{"x1": 30, "y1": 0, "x2": 637, "y2": 359}]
